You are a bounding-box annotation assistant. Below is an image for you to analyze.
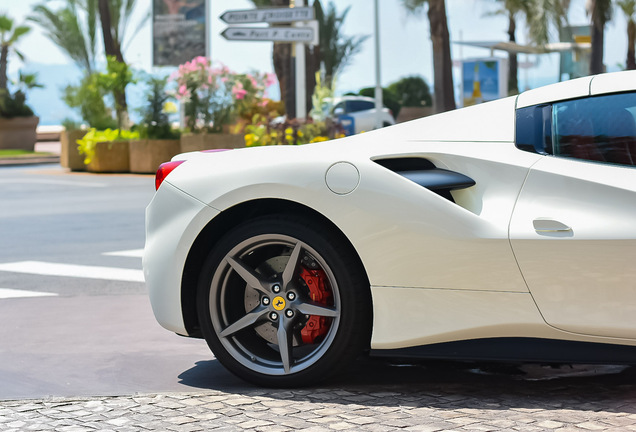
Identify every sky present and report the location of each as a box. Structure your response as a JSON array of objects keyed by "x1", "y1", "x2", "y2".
[{"x1": 2, "y1": 0, "x2": 631, "y2": 125}]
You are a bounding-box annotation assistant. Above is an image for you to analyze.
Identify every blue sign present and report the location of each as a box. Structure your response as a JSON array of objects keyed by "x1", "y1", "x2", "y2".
[{"x1": 338, "y1": 115, "x2": 355, "y2": 136}]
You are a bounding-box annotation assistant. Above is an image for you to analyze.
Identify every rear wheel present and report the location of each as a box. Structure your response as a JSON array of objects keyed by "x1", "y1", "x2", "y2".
[{"x1": 197, "y1": 215, "x2": 372, "y2": 387}]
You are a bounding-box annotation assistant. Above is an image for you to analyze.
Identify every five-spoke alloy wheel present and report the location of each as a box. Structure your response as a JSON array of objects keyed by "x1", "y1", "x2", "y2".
[{"x1": 197, "y1": 215, "x2": 372, "y2": 387}]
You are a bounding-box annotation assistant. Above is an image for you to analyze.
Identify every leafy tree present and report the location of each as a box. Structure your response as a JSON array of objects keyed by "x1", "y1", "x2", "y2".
[
  {"x1": 137, "y1": 76, "x2": 179, "y2": 140},
  {"x1": 0, "y1": 15, "x2": 30, "y2": 91},
  {"x1": 0, "y1": 72, "x2": 42, "y2": 118},
  {"x1": 401, "y1": 0, "x2": 456, "y2": 113},
  {"x1": 62, "y1": 73, "x2": 117, "y2": 130},
  {"x1": 29, "y1": 0, "x2": 99, "y2": 74},
  {"x1": 488, "y1": 0, "x2": 568, "y2": 95},
  {"x1": 387, "y1": 76, "x2": 432, "y2": 107},
  {"x1": 588, "y1": 0, "x2": 613, "y2": 75},
  {"x1": 249, "y1": 0, "x2": 367, "y2": 117},
  {"x1": 359, "y1": 86, "x2": 401, "y2": 118},
  {"x1": 317, "y1": 2, "x2": 369, "y2": 89},
  {"x1": 618, "y1": 0, "x2": 636, "y2": 70}
]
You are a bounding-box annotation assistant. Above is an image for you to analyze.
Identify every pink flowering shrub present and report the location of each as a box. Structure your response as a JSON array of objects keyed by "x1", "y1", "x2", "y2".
[
  {"x1": 232, "y1": 72, "x2": 283, "y2": 123},
  {"x1": 170, "y1": 56, "x2": 236, "y2": 133},
  {"x1": 171, "y1": 57, "x2": 280, "y2": 133}
]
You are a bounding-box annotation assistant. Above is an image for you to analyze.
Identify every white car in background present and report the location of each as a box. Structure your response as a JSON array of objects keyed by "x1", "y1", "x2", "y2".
[
  {"x1": 322, "y1": 96, "x2": 395, "y2": 134},
  {"x1": 144, "y1": 70, "x2": 636, "y2": 387}
]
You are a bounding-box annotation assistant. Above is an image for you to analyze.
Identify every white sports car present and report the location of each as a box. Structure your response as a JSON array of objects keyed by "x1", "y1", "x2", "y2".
[{"x1": 144, "y1": 70, "x2": 636, "y2": 387}]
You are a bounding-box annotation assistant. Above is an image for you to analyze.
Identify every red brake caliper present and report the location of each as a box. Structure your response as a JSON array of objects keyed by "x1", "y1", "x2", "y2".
[{"x1": 300, "y1": 267, "x2": 332, "y2": 344}]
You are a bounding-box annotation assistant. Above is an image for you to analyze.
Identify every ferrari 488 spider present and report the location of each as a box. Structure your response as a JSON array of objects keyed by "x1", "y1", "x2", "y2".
[{"x1": 144, "y1": 71, "x2": 636, "y2": 386}]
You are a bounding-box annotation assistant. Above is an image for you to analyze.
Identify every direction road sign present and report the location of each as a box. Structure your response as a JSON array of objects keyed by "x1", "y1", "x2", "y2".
[
  {"x1": 221, "y1": 26, "x2": 314, "y2": 43},
  {"x1": 220, "y1": 7, "x2": 314, "y2": 24}
]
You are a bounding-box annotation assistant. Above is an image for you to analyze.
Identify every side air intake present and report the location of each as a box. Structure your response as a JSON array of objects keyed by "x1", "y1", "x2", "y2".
[{"x1": 374, "y1": 157, "x2": 475, "y2": 202}]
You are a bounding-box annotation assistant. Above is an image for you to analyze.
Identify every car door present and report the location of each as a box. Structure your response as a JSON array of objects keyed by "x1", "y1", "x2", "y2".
[
  {"x1": 510, "y1": 91, "x2": 636, "y2": 339},
  {"x1": 348, "y1": 100, "x2": 376, "y2": 133}
]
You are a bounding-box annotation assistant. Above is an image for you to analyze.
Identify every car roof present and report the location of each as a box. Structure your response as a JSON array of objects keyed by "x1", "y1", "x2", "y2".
[{"x1": 517, "y1": 70, "x2": 636, "y2": 108}]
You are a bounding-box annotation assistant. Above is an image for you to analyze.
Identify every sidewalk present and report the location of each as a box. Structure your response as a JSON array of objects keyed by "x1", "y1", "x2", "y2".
[
  {"x1": 2, "y1": 379, "x2": 636, "y2": 432},
  {"x1": 0, "y1": 141, "x2": 61, "y2": 167}
]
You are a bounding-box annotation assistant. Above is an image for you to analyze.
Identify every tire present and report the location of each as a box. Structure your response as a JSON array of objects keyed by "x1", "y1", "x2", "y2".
[{"x1": 197, "y1": 214, "x2": 372, "y2": 387}]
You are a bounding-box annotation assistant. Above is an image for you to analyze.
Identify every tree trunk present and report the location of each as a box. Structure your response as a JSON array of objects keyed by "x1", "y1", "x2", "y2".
[
  {"x1": 507, "y1": 13, "x2": 519, "y2": 95},
  {"x1": 305, "y1": 44, "x2": 320, "y2": 114},
  {"x1": 273, "y1": 42, "x2": 293, "y2": 117},
  {"x1": 427, "y1": 0, "x2": 456, "y2": 113},
  {"x1": 0, "y1": 45, "x2": 7, "y2": 91},
  {"x1": 628, "y1": 19, "x2": 636, "y2": 70},
  {"x1": 98, "y1": 0, "x2": 128, "y2": 127},
  {"x1": 589, "y1": 3, "x2": 605, "y2": 75},
  {"x1": 267, "y1": 0, "x2": 293, "y2": 116}
]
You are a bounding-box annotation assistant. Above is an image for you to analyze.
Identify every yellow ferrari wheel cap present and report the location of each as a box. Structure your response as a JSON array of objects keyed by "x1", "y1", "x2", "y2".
[{"x1": 272, "y1": 296, "x2": 286, "y2": 311}]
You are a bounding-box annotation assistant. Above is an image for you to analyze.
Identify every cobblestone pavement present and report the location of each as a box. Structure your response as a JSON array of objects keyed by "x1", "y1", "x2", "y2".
[{"x1": 2, "y1": 360, "x2": 636, "y2": 431}]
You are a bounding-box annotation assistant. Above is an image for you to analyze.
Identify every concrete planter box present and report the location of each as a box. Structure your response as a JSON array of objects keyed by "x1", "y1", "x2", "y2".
[
  {"x1": 129, "y1": 139, "x2": 180, "y2": 174},
  {"x1": 86, "y1": 140, "x2": 130, "y2": 173},
  {"x1": 0, "y1": 116, "x2": 39, "y2": 151},
  {"x1": 180, "y1": 133, "x2": 244, "y2": 153},
  {"x1": 60, "y1": 130, "x2": 87, "y2": 171}
]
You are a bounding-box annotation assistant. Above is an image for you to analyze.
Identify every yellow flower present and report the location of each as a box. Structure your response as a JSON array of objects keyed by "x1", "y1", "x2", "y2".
[
  {"x1": 297, "y1": 130, "x2": 304, "y2": 137},
  {"x1": 285, "y1": 134, "x2": 293, "y2": 142},
  {"x1": 244, "y1": 133, "x2": 255, "y2": 147},
  {"x1": 310, "y1": 136, "x2": 328, "y2": 143},
  {"x1": 163, "y1": 101, "x2": 178, "y2": 114},
  {"x1": 284, "y1": 127, "x2": 293, "y2": 135}
]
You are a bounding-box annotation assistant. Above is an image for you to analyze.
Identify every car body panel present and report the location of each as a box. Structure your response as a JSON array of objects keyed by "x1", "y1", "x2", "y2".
[
  {"x1": 144, "y1": 180, "x2": 219, "y2": 334},
  {"x1": 516, "y1": 76, "x2": 592, "y2": 108},
  {"x1": 510, "y1": 156, "x2": 636, "y2": 339}
]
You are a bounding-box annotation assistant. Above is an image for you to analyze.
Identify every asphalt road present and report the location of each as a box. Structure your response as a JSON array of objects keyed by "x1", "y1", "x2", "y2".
[{"x1": 0, "y1": 164, "x2": 242, "y2": 400}]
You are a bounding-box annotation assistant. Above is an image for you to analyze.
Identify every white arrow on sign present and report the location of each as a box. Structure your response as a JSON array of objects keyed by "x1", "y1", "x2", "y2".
[
  {"x1": 221, "y1": 26, "x2": 314, "y2": 43},
  {"x1": 220, "y1": 7, "x2": 314, "y2": 24}
]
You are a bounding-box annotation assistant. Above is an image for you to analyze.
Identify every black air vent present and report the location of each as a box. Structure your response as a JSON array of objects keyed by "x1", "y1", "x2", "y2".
[{"x1": 374, "y1": 157, "x2": 475, "y2": 202}]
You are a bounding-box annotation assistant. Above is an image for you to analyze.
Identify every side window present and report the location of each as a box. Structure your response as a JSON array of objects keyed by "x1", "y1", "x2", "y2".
[
  {"x1": 515, "y1": 104, "x2": 552, "y2": 154},
  {"x1": 553, "y1": 93, "x2": 636, "y2": 166},
  {"x1": 349, "y1": 100, "x2": 374, "y2": 112},
  {"x1": 333, "y1": 102, "x2": 346, "y2": 115}
]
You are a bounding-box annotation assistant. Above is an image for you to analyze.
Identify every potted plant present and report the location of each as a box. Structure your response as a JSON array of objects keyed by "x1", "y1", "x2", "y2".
[
  {"x1": 77, "y1": 128, "x2": 138, "y2": 173},
  {"x1": 171, "y1": 57, "x2": 244, "y2": 152},
  {"x1": 129, "y1": 76, "x2": 181, "y2": 174},
  {"x1": 74, "y1": 57, "x2": 135, "y2": 173},
  {"x1": 61, "y1": 73, "x2": 117, "y2": 171},
  {"x1": 0, "y1": 16, "x2": 41, "y2": 151}
]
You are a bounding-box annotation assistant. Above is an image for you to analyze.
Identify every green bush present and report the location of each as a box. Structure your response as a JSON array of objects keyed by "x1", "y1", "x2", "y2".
[
  {"x1": 387, "y1": 76, "x2": 432, "y2": 107},
  {"x1": 358, "y1": 87, "x2": 401, "y2": 118},
  {"x1": 63, "y1": 73, "x2": 117, "y2": 130}
]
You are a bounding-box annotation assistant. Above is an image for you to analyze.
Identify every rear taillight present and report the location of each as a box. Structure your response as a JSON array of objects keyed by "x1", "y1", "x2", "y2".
[{"x1": 155, "y1": 160, "x2": 185, "y2": 190}]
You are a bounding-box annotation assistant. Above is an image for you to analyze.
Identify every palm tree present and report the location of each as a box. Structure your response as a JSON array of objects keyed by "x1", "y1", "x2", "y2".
[
  {"x1": 97, "y1": 0, "x2": 148, "y2": 127},
  {"x1": 30, "y1": 0, "x2": 99, "y2": 75},
  {"x1": 618, "y1": 0, "x2": 636, "y2": 70},
  {"x1": 402, "y1": 0, "x2": 456, "y2": 113},
  {"x1": 249, "y1": 0, "x2": 295, "y2": 114},
  {"x1": 0, "y1": 15, "x2": 30, "y2": 91},
  {"x1": 317, "y1": 2, "x2": 370, "y2": 89},
  {"x1": 490, "y1": 0, "x2": 568, "y2": 95},
  {"x1": 588, "y1": 0, "x2": 613, "y2": 75}
]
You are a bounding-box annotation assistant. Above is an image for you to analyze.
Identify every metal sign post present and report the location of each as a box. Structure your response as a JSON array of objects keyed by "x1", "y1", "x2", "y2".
[
  {"x1": 220, "y1": 5, "x2": 318, "y2": 120},
  {"x1": 293, "y1": 0, "x2": 307, "y2": 121}
]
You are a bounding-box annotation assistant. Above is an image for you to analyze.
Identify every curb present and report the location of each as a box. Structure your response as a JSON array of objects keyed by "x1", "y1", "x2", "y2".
[{"x1": 0, "y1": 156, "x2": 60, "y2": 167}]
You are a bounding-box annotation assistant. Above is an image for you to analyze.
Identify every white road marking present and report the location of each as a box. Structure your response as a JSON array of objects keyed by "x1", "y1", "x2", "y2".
[
  {"x1": 0, "y1": 261, "x2": 145, "y2": 283},
  {"x1": 102, "y1": 249, "x2": 144, "y2": 258},
  {"x1": 0, "y1": 288, "x2": 58, "y2": 299}
]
